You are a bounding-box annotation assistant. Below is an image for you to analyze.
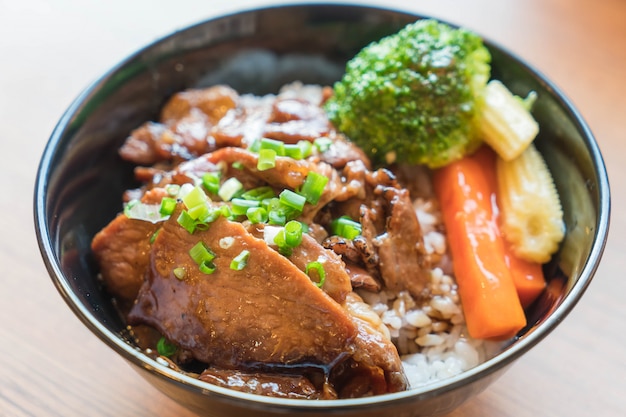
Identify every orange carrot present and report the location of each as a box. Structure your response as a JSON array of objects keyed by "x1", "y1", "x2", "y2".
[
  {"x1": 433, "y1": 146, "x2": 526, "y2": 340},
  {"x1": 504, "y1": 244, "x2": 546, "y2": 308},
  {"x1": 473, "y1": 146, "x2": 547, "y2": 309}
]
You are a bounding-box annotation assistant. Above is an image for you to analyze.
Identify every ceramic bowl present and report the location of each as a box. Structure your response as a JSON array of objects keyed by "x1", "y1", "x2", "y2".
[{"x1": 34, "y1": 3, "x2": 610, "y2": 416}]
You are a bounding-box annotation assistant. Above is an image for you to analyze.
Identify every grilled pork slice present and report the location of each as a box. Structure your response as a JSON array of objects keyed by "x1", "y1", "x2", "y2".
[
  {"x1": 198, "y1": 368, "x2": 324, "y2": 400},
  {"x1": 91, "y1": 214, "x2": 157, "y2": 308},
  {"x1": 128, "y1": 211, "x2": 407, "y2": 396},
  {"x1": 128, "y1": 213, "x2": 358, "y2": 370}
]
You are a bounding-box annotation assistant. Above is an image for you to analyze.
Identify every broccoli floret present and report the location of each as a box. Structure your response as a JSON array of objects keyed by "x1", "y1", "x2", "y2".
[{"x1": 324, "y1": 19, "x2": 491, "y2": 168}]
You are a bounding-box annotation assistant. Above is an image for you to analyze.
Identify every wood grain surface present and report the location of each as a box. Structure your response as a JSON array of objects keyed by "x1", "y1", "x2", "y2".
[{"x1": 1, "y1": 0, "x2": 624, "y2": 416}]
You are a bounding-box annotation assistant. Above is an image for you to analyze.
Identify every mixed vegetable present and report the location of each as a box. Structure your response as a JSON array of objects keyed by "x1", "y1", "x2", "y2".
[{"x1": 328, "y1": 19, "x2": 565, "y2": 339}]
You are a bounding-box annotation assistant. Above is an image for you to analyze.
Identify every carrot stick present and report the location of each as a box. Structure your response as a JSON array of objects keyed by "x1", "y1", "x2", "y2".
[
  {"x1": 505, "y1": 245, "x2": 546, "y2": 308},
  {"x1": 473, "y1": 146, "x2": 547, "y2": 308},
  {"x1": 433, "y1": 146, "x2": 526, "y2": 340}
]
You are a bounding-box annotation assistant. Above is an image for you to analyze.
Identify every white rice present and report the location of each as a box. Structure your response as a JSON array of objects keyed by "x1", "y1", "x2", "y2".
[{"x1": 357, "y1": 197, "x2": 503, "y2": 390}]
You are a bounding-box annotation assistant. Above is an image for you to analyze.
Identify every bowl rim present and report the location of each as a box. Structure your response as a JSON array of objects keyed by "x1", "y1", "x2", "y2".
[{"x1": 34, "y1": 1, "x2": 611, "y2": 410}]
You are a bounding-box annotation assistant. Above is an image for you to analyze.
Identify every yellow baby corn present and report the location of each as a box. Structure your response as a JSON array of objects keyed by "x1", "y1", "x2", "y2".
[
  {"x1": 479, "y1": 80, "x2": 539, "y2": 161},
  {"x1": 496, "y1": 143, "x2": 565, "y2": 263}
]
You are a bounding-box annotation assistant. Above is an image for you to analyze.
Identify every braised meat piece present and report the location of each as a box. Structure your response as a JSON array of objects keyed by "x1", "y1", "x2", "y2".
[
  {"x1": 91, "y1": 214, "x2": 157, "y2": 307},
  {"x1": 198, "y1": 368, "x2": 324, "y2": 399},
  {"x1": 264, "y1": 97, "x2": 332, "y2": 143},
  {"x1": 119, "y1": 86, "x2": 239, "y2": 165},
  {"x1": 361, "y1": 186, "x2": 431, "y2": 299},
  {"x1": 128, "y1": 213, "x2": 359, "y2": 369},
  {"x1": 91, "y1": 188, "x2": 168, "y2": 307}
]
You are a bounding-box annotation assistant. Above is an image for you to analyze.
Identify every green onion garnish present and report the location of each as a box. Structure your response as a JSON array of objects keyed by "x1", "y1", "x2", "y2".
[
  {"x1": 279, "y1": 189, "x2": 306, "y2": 212},
  {"x1": 202, "y1": 172, "x2": 221, "y2": 194},
  {"x1": 331, "y1": 216, "x2": 362, "y2": 240},
  {"x1": 260, "y1": 137, "x2": 285, "y2": 156},
  {"x1": 159, "y1": 197, "x2": 177, "y2": 216},
  {"x1": 231, "y1": 198, "x2": 260, "y2": 216},
  {"x1": 284, "y1": 220, "x2": 303, "y2": 248},
  {"x1": 124, "y1": 200, "x2": 169, "y2": 223},
  {"x1": 189, "y1": 241, "x2": 216, "y2": 265},
  {"x1": 257, "y1": 148, "x2": 276, "y2": 171},
  {"x1": 198, "y1": 261, "x2": 216, "y2": 275},
  {"x1": 165, "y1": 184, "x2": 181, "y2": 196},
  {"x1": 219, "y1": 204, "x2": 234, "y2": 219},
  {"x1": 156, "y1": 336, "x2": 177, "y2": 357},
  {"x1": 314, "y1": 137, "x2": 333, "y2": 153},
  {"x1": 298, "y1": 140, "x2": 313, "y2": 158},
  {"x1": 246, "y1": 206, "x2": 268, "y2": 224},
  {"x1": 241, "y1": 186, "x2": 275, "y2": 201},
  {"x1": 187, "y1": 202, "x2": 209, "y2": 221},
  {"x1": 218, "y1": 177, "x2": 243, "y2": 201},
  {"x1": 248, "y1": 138, "x2": 261, "y2": 152},
  {"x1": 177, "y1": 210, "x2": 198, "y2": 234},
  {"x1": 268, "y1": 209, "x2": 287, "y2": 226},
  {"x1": 298, "y1": 172, "x2": 329, "y2": 205},
  {"x1": 273, "y1": 229, "x2": 293, "y2": 256},
  {"x1": 150, "y1": 229, "x2": 161, "y2": 244},
  {"x1": 230, "y1": 249, "x2": 250, "y2": 271},
  {"x1": 173, "y1": 267, "x2": 186, "y2": 280},
  {"x1": 284, "y1": 143, "x2": 303, "y2": 160},
  {"x1": 305, "y1": 261, "x2": 326, "y2": 288},
  {"x1": 232, "y1": 161, "x2": 244, "y2": 170},
  {"x1": 182, "y1": 185, "x2": 208, "y2": 210}
]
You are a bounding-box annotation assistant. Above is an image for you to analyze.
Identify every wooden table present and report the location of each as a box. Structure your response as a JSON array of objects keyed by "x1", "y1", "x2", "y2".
[{"x1": 1, "y1": 0, "x2": 624, "y2": 416}]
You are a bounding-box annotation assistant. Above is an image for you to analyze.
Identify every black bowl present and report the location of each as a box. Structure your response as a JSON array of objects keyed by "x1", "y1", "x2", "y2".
[{"x1": 34, "y1": 3, "x2": 610, "y2": 416}]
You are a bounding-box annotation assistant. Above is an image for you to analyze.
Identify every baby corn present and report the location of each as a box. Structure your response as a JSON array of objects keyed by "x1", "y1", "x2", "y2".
[
  {"x1": 479, "y1": 80, "x2": 539, "y2": 161},
  {"x1": 496, "y1": 144, "x2": 565, "y2": 263}
]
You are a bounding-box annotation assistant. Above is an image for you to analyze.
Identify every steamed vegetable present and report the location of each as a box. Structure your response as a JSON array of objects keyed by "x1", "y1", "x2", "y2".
[
  {"x1": 433, "y1": 146, "x2": 527, "y2": 340},
  {"x1": 325, "y1": 19, "x2": 491, "y2": 168},
  {"x1": 478, "y1": 80, "x2": 539, "y2": 161},
  {"x1": 496, "y1": 143, "x2": 565, "y2": 263}
]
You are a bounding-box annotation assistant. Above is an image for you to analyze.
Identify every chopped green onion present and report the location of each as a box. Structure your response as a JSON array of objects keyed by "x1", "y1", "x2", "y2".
[
  {"x1": 331, "y1": 216, "x2": 362, "y2": 240},
  {"x1": 314, "y1": 137, "x2": 333, "y2": 153},
  {"x1": 124, "y1": 200, "x2": 169, "y2": 223},
  {"x1": 246, "y1": 206, "x2": 268, "y2": 224},
  {"x1": 279, "y1": 189, "x2": 306, "y2": 212},
  {"x1": 273, "y1": 229, "x2": 293, "y2": 256},
  {"x1": 248, "y1": 138, "x2": 261, "y2": 152},
  {"x1": 260, "y1": 137, "x2": 285, "y2": 156},
  {"x1": 257, "y1": 148, "x2": 276, "y2": 171},
  {"x1": 218, "y1": 177, "x2": 243, "y2": 201},
  {"x1": 177, "y1": 210, "x2": 197, "y2": 233},
  {"x1": 284, "y1": 143, "x2": 303, "y2": 160},
  {"x1": 284, "y1": 220, "x2": 303, "y2": 248},
  {"x1": 268, "y1": 209, "x2": 287, "y2": 226},
  {"x1": 189, "y1": 241, "x2": 216, "y2": 265},
  {"x1": 298, "y1": 172, "x2": 329, "y2": 205},
  {"x1": 182, "y1": 185, "x2": 208, "y2": 210},
  {"x1": 159, "y1": 197, "x2": 177, "y2": 215},
  {"x1": 200, "y1": 206, "x2": 223, "y2": 224},
  {"x1": 230, "y1": 249, "x2": 250, "y2": 271},
  {"x1": 173, "y1": 267, "x2": 186, "y2": 280},
  {"x1": 165, "y1": 184, "x2": 181, "y2": 196},
  {"x1": 187, "y1": 202, "x2": 209, "y2": 220},
  {"x1": 241, "y1": 186, "x2": 275, "y2": 201},
  {"x1": 198, "y1": 260, "x2": 216, "y2": 275},
  {"x1": 298, "y1": 140, "x2": 313, "y2": 158},
  {"x1": 219, "y1": 204, "x2": 234, "y2": 219},
  {"x1": 202, "y1": 172, "x2": 221, "y2": 194},
  {"x1": 231, "y1": 198, "x2": 260, "y2": 216},
  {"x1": 305, "y1": 261, "x2": 326, "y2": 288},
  {"x1": 232, "y1": 161, "x2": 244, "y2": 170},
  {"x1": 150, "y1": 229, "x2": 161, "y2": 244},
  {"x1": 156, "y1": 336, "x2": 177, "y2": 357}
]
